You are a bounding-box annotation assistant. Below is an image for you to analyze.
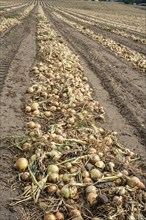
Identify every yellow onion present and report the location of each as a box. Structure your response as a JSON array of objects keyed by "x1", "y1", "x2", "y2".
[
  {"x1": 21, "y1": 172, "x2": 30, "y2": 181},
  {"x1": 60, "y1": 186, "x2": 70, "y2": 198},
  {"x1": 112, "y1": 196, "x2": 123, "y2": 205},
  {"x1": 48, "y1": 173, "x2": 59, "y2": 183},
  {"x1": 91, "y1": 155, "x2": 100, "y2": 164},
  {"x1": 16, "y1": 158, "x2": 28, "y2": 171},
  {"x1": 88, "y1": 147, "x2": 97, "y2": 154},
  {"x1": 27, "y1": 86, "x2": 35, "y2": 93},
  {"x1": 90, "y1": 169, "x2": 103, "y2": 181},
  {"x1": 25, "y1": 106, "x2": 32, "y2": 112},
  {"x1": 83, "y1": 177, "x2": 93, "y2": 183},
  {"x1": 50, "y1": 106, "x2": 57, "y2": 112},
  {"x1": 55, "y1": 211, "x2": 64, "y2": 220},
  {"x1": 44, "y1": 213, "x2": 56, "y2": 220},
  {"x1": 32, "y1": 110, "x2": 40, "y2": 116},
  {"x1": 87, "y1": 192, "x2": 97, "y2": 205},
  {"x1": 95, "y1": 161, "x2": 105, "y2": 169},
  {"x1": 31, "y1": 102, "x2": 39, "y2": 111},
  {"x1": 86, "y1": 185, "x2": 97, "y2": 194},
  {"x1": 50, "y1": 150, "x2": 62, "y2": 161},
  {"x1": 69, "y1": 209, "x2": 81, "y2": 217},
  {"x1": 44, "y1": 111, "x2": 51, "y2": 117},
  {"x1": 62, "y1": 174, "x2": 71, "y2": 183},
  {"x1": 47, "y1": 185, "x2": 57, "y2": 194},
  {"x1": 126, "y1": 176, "x2": 145, "y2": 189},
  {"x1": 82, "y1": 170, "x2": 89, "y2": 178},
  {"x1": 64, "y1": 162, "x2": 72, "y2": 170},
  {"x1": 22, "y1": 142, "x2": 31, "y2": 151},
  {"x1": 48, "y1": 165, "x2": 59, "y2": 173},
  {"x1": 28, "y1": 121, "x2": 36, "y2": 129}
]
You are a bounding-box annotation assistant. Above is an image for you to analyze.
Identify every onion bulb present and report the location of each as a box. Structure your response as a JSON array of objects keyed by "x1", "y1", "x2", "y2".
[
  {"x1": 21, "y1": 172, "x2": 30, "y2": 181},
  {"x1": 90, "y1": 169, "x2": 103, "y2": 181},
  {"x1": 48, "y1": 165, "x2": 59, "y2": 173},
  {"x1": 86, "y1": 185, "x2": 97, "y2": 194},
  {"x1": 28, "y1": 121, "x2": 36, "y2": 129},
  {"x1": 16, "y1": 158, "x2": 28, "y2": 171},
  {"x1": 31, "y1": 103, "x2": 39, "y2": 111},
  {"x1": 44, "y1": 213, "x2": 56, "y2": 220},
  {"x1": 47, "y1": 185, "x2": 57, "y2": 194},
  {"x1": 87, "y1": 192, "x2": 97, "y2": 205},
  {"x1": 127, "y1": 176, "x2": 145, "y2": 189},
  {"x1": 48, "y1": 173, "x2": 59, "y2": 183},
  {"x1": 60, "y1": 186, "x2": 70, "y2": 198},
  {"x1": 69, "y1": 209, "x2": 81, "y2": 217},
  {"x1": 55, "y1": 211, "x2": 64, "y2": 220}
]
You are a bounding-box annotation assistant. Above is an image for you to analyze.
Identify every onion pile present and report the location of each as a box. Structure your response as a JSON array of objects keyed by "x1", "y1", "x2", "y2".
[
  {"x1": 0, "y1": 5, "x2": 34, "y2": 34},
  {"x1": 13, "y1": 6, "x2": 145, "y2": 220}
]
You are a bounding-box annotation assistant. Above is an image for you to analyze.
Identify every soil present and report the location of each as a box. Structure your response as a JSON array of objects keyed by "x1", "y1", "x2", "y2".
[{"x1": 0, "y1": 7, "x2": 37, "y2": 220}]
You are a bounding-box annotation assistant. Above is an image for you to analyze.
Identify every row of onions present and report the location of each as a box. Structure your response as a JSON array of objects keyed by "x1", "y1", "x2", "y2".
[
  {"x1": 0, "y1": 4, "x2": 34, "y2": 34},
  {"x1": 12, "y1": 6, "x2": 146, "y2": 220},
  {"x1": 52, "y1": 6, "x2": 146, "y2": 45},
  {"x1": 51, "y1": 11, "x2": 146, "y2": 72}
]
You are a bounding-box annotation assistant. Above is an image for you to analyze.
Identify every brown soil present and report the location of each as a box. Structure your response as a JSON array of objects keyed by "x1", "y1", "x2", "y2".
[
  {"x1": 0, "y1": 8, "x2": 37, "y2": 220},
  {"x1": 44, "y1": 9, "x2": 146, "y2": 159}
]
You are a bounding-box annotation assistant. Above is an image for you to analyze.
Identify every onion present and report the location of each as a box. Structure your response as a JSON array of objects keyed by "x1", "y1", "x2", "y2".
[
  {"x1": 48, "y1": 173, "x2": 59, "y2": 183},
  {"x1": 87, "y1": 192, "x2": 97, "y2": 205},
  {"x1": 64, "y1": 162, "x2": 72, "y2": 170},
  {"x1": 95, "y1": 161, "x2": 105, "y2": 169},
  {"x1": 47, "y1": 185, "x2": 57, "y2": 194},
  {"x1": 32, "y1": 110, "x2": 40, "y2": 116},
  {"x1": 127, "y1": 176, "x2": 145, "y2": 189},
  {"x1": 86, "y1": 185, "x2": 97, "y2": 194},
  {"x1": 54, "y1": 135, "x2": 64, "y2": 144},
  {"x1": 62, "y1": 174, "x2": 71, "y2": 183},
  {"x1": 25, "y1": 106, "x2": 32, "y2": 112},
  {"x1": 90, "y1": 169, "x2": 103, "y2": 181},
  {"x1": 83, "y1": 177, "x2": 93, "y2": 183},
  {"x1": 88, "y1": 147, "x2": 97, "y2": 154},
  {"x1": 104, "y1": 137, "x2": 112, "y2": 146},
  {"x1": 50, "y1": 150, "x2": 62, "y2": 161},
  {"x1": 55, "y1": 211, "x2": 64, "y2": 220},
  {"x1": 48, "y1": 165, "x2": 59, "y2": 173},
  {"x1": 69, "y1": 209, "x2": 81, "y2": 217},
  {"x1": 112, "y1": 196, "x2": 123, "y2": 205},
  {"x1": 22, "y1": 142, "x2": 31, "y2": 151},
  {"x1": 16, "y1": 158, "x2": 28, "y2": 171},
  {"x1": 44, "y1": 213, "x2": 56, "y2": 220},
  {"x1": 27, "y1": 86, "x2": 34, "y2": 93},
  {"x1": 21, "y1": 172, "x2": 30, "y2": 181},
  {"x1": 50, "y1": 106, "x2": 57, "y2": 112},
  {"x1": 28, "y1": 121, "x2": 36, "y2": 129},
  {"x1": 82, "y1": 170, "x2": 89, "y2": 178},
  {"x1": 60, "y1": 186, "x2": 70, "y2": 198},
  {"x1": 91, "y1": 155, "x2": 100, "y2": 164},
  {"x1": 44, "y1": 111, "x2": 51, "y2": 117},
  {"x1": 68, "y1": 117, "x2": 75, "y2": 124},
  {"x1": 31, "y1": 103, "x2": 39, "y2": 111}
]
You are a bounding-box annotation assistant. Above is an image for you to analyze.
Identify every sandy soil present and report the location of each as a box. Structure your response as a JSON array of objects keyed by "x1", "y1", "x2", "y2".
[{"x1": 0, "y1": 8, "x2": 37, "y2": 220}]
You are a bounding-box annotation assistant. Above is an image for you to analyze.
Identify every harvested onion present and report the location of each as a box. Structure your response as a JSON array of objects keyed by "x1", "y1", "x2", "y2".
[{"x1": 16, "y1": 158, "x2": 28, "y2": 171}]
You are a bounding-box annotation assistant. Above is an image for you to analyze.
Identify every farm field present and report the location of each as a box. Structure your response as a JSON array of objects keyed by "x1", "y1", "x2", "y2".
[{"x1": 0, "y1": 0, "x2": 146, "y2": 219}]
